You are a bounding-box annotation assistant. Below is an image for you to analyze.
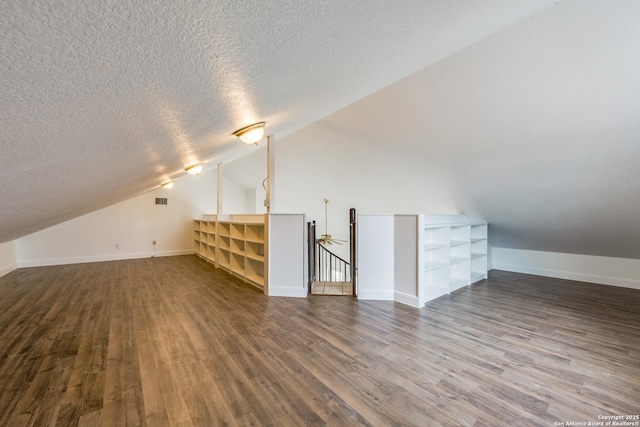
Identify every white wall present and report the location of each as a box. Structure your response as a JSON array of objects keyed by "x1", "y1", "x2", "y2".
[
  {"x1": 16, "y1": 168, "x2": 250, "y2": 267},
  {"x1": 223, "y1": 123, "x2": 461, "y2": 262},
  {"x1": 357, "y1": 215, "x2": 395, "y2": 300},
  {"x1": 492, "y1": 247, "x2": 640, "y2": 290},
  {"x1": 0, "y1": 240, "x2": 18, "y2": 277}
]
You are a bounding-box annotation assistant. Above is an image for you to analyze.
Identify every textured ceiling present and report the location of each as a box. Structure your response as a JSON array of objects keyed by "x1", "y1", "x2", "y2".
[
  {"x1": 0, "y1": 0, "x2": 558, "y2": 242},
  {"x1": 223, "y1": 0, "x2": 640, "y2": 259}
]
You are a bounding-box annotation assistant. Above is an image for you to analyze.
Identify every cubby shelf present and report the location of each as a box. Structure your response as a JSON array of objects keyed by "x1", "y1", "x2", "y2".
[
  {"x1": 193, "y1": 214, "x2": 306, "y2": 298},
  {"x1": 412, "y1": 215, "x2": 488, "y2": 307},
  {"x1": 192, "y1": 215, "x2": 266, "y2": 291}
]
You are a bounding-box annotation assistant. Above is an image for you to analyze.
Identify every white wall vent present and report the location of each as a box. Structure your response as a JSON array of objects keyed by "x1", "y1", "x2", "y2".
[{"x1": 155, "y1": 197, "x2": 168, "y2": 205}]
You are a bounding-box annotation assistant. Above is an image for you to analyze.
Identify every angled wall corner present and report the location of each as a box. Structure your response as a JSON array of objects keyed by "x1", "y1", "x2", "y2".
[{"x1": 0, "y1": 240, "x2": 18, "y2": 278}]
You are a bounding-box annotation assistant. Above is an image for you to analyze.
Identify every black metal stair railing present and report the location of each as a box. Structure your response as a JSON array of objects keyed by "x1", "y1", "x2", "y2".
[
  {"x1": 315, "y1": 242, "x2": 351, "y2": 282},
  {"x1": 307, "y1": 212, "x2": 357, "y2": 296}
]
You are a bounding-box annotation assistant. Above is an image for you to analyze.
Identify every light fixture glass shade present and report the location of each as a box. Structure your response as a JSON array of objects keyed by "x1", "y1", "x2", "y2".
[
  {"x1": 233, "y1": 122, "x2": 265, "y2": 144},
  {"x1": 161, "y1": 180, "x2": 174, "y2": 189},
  {"x1": 185, "y1": 163, "x2": 203, "y2": 175}
]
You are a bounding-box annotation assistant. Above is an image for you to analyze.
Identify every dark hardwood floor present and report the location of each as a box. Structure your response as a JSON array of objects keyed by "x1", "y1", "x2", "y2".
[{"x1": 0, "y1": 256, "x2": 638, "y2": 426}]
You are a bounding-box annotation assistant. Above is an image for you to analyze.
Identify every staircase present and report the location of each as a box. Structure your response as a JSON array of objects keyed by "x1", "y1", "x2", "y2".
[{"x1": 307, "y1": 209, "x2": 357, "y2": 296}]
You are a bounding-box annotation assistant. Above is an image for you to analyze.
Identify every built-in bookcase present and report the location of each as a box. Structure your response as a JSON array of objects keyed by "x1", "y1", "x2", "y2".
[
  {"x1": 388, "y1": 215, "x2": 489, "y2": 308},
  {"x1": 192, "y1": 215, "x2": 265, "y2": 289},
  {"x1": 470, "y1": 223, "x2": 488, "y2": 284},
  {"x1": 423, "y1": 225, "x2": 451, "y2": 301},
  {"x1": 192, "y1": 213, "x2": 306, "y2": 297}
]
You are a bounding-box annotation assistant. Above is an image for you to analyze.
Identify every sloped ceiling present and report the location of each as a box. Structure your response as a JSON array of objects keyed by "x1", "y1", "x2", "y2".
[
  {"x1": 323, "y1": 0, "x2": 640, "y2": 259},
  {"x1": 223, "y1": 0, "x2": 640, "y2": 259},
  {"x1": 0, "y1": 0, "x2": 559, "y2": 243},
  {"x1": 5, "y1": 0, "x2": 640, "y2": 261}
]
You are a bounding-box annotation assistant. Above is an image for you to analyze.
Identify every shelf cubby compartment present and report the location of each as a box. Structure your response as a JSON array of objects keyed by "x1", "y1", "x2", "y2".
[
  {"x1": 450, "y1": 225, "x2": 470, "y2": 244},
  {"x1": 218, "y1": 247, "x2": 231, "y2": 269},
  {"x1": 471, "y1": 255, "x2": 488, "y2": 283},
  {"x1": 218, "y1": 235, "x2": 230, "y2": 252},
  {"x1": 245, "y1": 224, "x2": 265, "y2": 242},
  {"x1": 450, "y1": 242, "x2": 470, "y2": 264},
  {"x1": 424, "y1": 226, "x2": 449, "y2": 248},
  {"x1": 206, "y1": 221, "x2": 216, "y2": 234},
  {"x1": 230, "y1": 252, "x2": 245, "y2": 277},
  {"x1": 206, "y1": 245, "x2": 216, "y2": 262},
  {"x1": 471, "y1": 223, "x2": 488, "y2": 240},
  {"x1": 230, "y1": 223, "x2": 245, "y2": 239},
  {"x1": 470, "y1": 223, "x2": 488, "y2": 283},
  {"x1": 424, "y1": 245, "x2": 449, "y2": 270},
  {"x1": 229, "y1": 237, "x2": 245, "y2": 255},
  {"x1": 424, "y1": 264, "x2": 450, "y2": 301},
  {"x1": 206, "y1": 233, "x2": 216, "y2": 246},
  {"x1": 218, "y1": 222, "x2": 230, "y2": 237},
  {"x1": 245, "y1": 241, "x2": 265, "y2": 262},
  {"x1": 450, "y1": 259, "x2": 470, "y2": 292},
  {"x1": 245, "y1": 257, "x2": 265, "y2": 288}
]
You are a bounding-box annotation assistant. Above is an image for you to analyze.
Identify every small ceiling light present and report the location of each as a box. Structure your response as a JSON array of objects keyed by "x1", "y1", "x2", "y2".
[
  {"x1": 161, "y1": 180, "x2": 174, "y2": 189},
  {"x1": 233, "y1": 122, "x2": 266, "y2": 145},
  {"x1": 185, "y1": 163, "x2": 203, "y2": 175}
]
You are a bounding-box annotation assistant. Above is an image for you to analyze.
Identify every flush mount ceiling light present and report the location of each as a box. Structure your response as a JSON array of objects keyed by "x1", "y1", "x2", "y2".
[
  {"x1": 233, "y1": 122, "x2": 266, "y2": 145},
  {"x1": 185, "y1": 163, "x2": 203, "y2": 175},
  {"x1": 161, "y1": 180, "x2": 174, "y2": 189}
]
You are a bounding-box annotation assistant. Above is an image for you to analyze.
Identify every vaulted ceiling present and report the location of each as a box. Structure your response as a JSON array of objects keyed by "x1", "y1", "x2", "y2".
[
  {"x1": 0, "y1": 0, "x2": 558, "y2": 242},
  {"x1": 2, "y1": 1, "x2": 639, "y2": 260}
]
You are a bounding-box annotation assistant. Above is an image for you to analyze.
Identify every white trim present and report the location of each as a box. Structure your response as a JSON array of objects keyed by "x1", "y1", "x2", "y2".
[
  {"x1": 266, "y1": 286, "x2": 307, "y2": 298},
  {"x1": 358, "y1": 289, "x2": 395, "y2": 300},
  {"x1": 0, "y1": 262, "x2": 18, "y2": 278},
  {"x1": 491, "y1": 247, "x2": 640, "y2": 290},
  {"x1": 492, "y1": 262, "x2": 640, "y2": 290},
  {"x1": 18, "y1": 249, "x2": 192, "y2": 268},
  {"x1": 394, "y1": 291, "x2": 420, "y2": 308}
]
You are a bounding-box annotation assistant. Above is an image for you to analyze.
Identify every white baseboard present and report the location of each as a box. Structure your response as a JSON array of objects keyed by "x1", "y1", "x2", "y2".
[
  {"x1": 0, "y1": 262, "x2": 18, "y2": 278},
  {"x1": 18, "y1": 249, "x2": 193, "y2": 268},
  {"x1": 492, "y1": 248, "x2": 640, "y2": 290},
  {"x1": 266, "y1": 286, "x2": 307, "y2": 298},
  {"x1": 358, "y1": 289, "x2": 395, "y2": 300},
  {"x1": 394, "y1": 291, "x2": 420, "y2": 307}
]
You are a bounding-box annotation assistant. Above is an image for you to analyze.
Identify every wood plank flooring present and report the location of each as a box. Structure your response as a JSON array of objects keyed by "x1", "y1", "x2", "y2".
[
  {"x1": 0, "y1": 256, "x2": 638, "y2": 426},
  {"x1": 311, "y1": 281, "x2": 353, "y2": 296}
]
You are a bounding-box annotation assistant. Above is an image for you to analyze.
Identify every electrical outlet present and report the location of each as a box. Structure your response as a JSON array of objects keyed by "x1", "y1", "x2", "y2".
[{"x1": 152, "y1": 240, "x2": 156, "y2": 245}]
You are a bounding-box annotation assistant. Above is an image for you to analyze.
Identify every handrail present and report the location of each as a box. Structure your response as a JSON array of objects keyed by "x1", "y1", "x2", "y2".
[
  {"x1": 307, "y1": 221, "x2": 317, "y2": 293},
  {"x1": 307, "y1": 209, "x2": 357, "y2": 296},
  {"x1": 316, "y1": 242, "x2": 350, "y2": 282},
  {"x1": 350, "y1": 208, "x2": 357, "y2": 297}
]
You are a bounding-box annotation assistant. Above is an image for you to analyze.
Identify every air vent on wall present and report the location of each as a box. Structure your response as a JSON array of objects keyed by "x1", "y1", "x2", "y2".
[{"x1": 155, "y1": 197, "x2": 168, "y2": 206}]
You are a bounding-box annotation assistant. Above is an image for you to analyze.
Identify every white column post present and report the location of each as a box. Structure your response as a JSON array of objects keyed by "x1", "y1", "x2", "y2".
[
  {"x1": 266, "y1": 135, "x2": 276, "y2": 213},
  {"x1": 217, "y1": 162, "x2": 223, "y2": 214}
]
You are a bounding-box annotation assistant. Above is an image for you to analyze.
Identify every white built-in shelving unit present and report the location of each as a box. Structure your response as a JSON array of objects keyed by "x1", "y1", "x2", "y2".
[
  {"x1": 193, "y1": 213, "x2": 306, "y2": 297},
  {"x1": 417, "y1": 215, "x2": 488, "y2": 306},
  {"x1": 470, "y1": 223, "x2": 489, "y2": 284},
  {"x1": 360, "y1": 214, "x2": 488, "y2": 308}
]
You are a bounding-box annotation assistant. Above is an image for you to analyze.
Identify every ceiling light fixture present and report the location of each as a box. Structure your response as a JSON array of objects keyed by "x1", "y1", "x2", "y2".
[
  {"x1": 161, "y1": 180, "x2": 174, "y2": 189},
  {"x1": 233, "y1": 122, "x2": 266, "y2": 145},
  {"x1": 185, "y1": 163, "x2": 203, "y2": 175}
]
